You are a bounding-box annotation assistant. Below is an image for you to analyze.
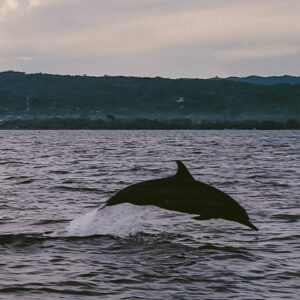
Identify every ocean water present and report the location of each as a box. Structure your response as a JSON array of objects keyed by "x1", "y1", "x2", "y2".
[{"x1": 0, "y1": 130, "x2": 299, "y2": 300}]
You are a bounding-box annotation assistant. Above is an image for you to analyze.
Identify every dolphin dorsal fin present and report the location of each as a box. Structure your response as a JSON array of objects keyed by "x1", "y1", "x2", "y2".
[{"x1": 175, "y1": 160, "x2": 194, "y2": 180}]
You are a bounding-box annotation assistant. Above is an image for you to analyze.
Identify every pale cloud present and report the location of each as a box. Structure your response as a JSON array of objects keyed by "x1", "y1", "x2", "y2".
[
  {"x1": 16, "y1": 56, "x2": 34, "y2": 60},
  {"x1": 28, "y1": 0, "x2": 61, "y2": 7},
  {"x1": 0, "y1": 0, "x2": 299, "y2": 77},
  {"x1": 221, "y1": 47, "x2": 299, "y2": 60},
  {"x1": 0, "y1": 0, "x2": 21, "y2": 19}
]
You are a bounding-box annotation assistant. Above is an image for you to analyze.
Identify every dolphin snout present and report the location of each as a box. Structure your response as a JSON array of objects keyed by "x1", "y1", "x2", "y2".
[{"x1": 242, "y1": 219, "x2": 259, "y2": 231}]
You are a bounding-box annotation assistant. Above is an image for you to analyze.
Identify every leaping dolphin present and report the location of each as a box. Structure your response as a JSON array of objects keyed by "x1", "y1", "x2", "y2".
[{"x1": 104, "y1": 160, "x2": 258, "y2": 231}]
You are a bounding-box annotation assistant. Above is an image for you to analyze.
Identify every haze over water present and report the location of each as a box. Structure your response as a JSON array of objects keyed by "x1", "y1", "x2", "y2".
[{"x1": 0, "y1": 130, "x2": 299, "y2": 299}]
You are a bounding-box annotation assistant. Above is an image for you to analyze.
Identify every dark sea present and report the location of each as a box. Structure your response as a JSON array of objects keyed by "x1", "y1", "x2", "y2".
[{"x1": 0, "y1": 130, "x2": 299, "y2": 300}]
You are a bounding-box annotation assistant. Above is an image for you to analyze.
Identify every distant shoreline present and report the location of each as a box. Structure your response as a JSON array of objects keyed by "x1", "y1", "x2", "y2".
[
  {"x1": 0, "y1": 118, "x2": 299, "y2": 130},
  {"x1": 1, "y1": 72, "x2": 299, "y2": 130}
]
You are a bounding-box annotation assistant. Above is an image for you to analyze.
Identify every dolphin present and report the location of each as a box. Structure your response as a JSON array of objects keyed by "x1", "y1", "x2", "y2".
[{"x1": 104, "y1": 160, "x2": 258, "y2": 231}]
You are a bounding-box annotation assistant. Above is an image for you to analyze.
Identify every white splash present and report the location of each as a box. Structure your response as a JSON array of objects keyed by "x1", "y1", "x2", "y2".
[
  {"x1": 46, "y1": 201, "x2": 195, "y2": 238},
  {"x1": 65, "y1": 207, "x2": 99, "y2": 236},
  {"x1": 48, "y1": 203, "x2": 190, "y2": 238}
]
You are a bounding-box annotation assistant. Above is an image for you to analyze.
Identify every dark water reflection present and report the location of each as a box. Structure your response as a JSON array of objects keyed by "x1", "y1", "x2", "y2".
[{"x1": 0, "y1": 130, "x2": 299, "y2": 299}]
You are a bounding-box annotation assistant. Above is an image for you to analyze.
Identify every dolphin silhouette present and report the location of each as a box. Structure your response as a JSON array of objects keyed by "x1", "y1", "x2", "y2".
[{"x1": 104, "y1": 160, "x2": 258, "y2": 231}]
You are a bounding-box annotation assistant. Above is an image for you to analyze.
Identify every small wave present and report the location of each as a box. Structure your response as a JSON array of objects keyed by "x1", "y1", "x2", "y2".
[
  {"x1": 49, "y1": 170, "x2": 69, "y2": 174},
  {"x1": 272, "y1": 214, "x2": 300, "y2": 222},
  {"x1": 62, "y1": 179, "x2": 76, "y2": 184},
  {"x1": 51, "y1": 185, "x2": 102, "y2": 193},
  {"x1": 262, "y1": 234, "x2": 300, "y2": 242},
  {"x1": 17, "y1": 179, "x2": 35, "y2": 184},
  {"x1": 3, "y1": 176, "x2": 35, "y2": 184},
  {"x1": 0, "y1": 233, "x2": 117, "y2": 246},
  {"x1": 0, "y1": 286, "x2": 104, "y2": 296},
  {"x1": 0, "y1": 233, "x2": 48, "y2": 246},
  {"x1": 248, "y1": 174, "x2": 269, "y2": 179},
  {"x1": 254, "y1": 180, "x2": 291, "y2": 187},
  {"x1": 0, "y1": 160, "x2": 27, "y2": 166},
  {"x1": 130, "y1": 166, "x2": 144, "y2": 171},
  {"x1": 0, "y1": 161, "x2": 15, "y2": 165},
  {"x1": 4, "y1": 175, "x2": 29, "y2": 180},
  {"x1": 31, "y1": 219, "x2": 69, "y2": 225},
  {"x1": 217, "y1": 180, "x2": 242, "y2": 185},
  {"x1": 197, "y1": 244, "x2": 250, "y2": 254}
]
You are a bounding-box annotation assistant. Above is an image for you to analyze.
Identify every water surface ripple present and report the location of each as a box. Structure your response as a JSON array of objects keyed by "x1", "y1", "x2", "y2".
[{"x1": 0, "y1": 130, "x2": 299, "y2": 299}]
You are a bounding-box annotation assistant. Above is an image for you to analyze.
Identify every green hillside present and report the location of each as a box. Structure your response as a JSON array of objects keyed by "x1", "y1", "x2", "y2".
[{"x1": 0, "y1": 71, "x2": 299, "y2": 129}]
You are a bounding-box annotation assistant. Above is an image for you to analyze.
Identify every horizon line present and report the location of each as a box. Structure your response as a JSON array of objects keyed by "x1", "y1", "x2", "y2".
[{"x1": 1, "y1": 70, "x2": 299, "y2": 80}]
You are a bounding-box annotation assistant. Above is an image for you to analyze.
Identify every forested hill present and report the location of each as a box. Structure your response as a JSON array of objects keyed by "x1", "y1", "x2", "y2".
[
  {"x1": 0, "y1": 71, "x2": 299, "y2": 129},
  {"x1": 225, "y1": 75, "x2": 300, "y2": 86}
]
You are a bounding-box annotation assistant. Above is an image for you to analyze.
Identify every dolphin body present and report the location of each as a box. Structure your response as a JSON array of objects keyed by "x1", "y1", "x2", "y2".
[{"x1": 105, "y1": 161, "x2": 258, "y2": 231}]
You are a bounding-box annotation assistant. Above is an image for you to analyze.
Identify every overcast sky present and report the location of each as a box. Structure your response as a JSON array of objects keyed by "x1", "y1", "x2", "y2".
[{"x1": 0, "y1": 0, "x2": 299, "y2": 78}]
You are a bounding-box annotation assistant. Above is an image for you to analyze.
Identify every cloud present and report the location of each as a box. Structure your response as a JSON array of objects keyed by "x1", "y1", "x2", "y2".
[
  {"x1": 220, "y1": 46, "x2": 299, "y2": 60},
  {"x1": 0, "y1": 0, "x2": 23, "y2": 19},
  {"x1": 0, "y1": 0, "x2": 299, "y2": 77},
  {"x1": 16, "y1": 56, "x2": 34, "y2": 60},
  {"x1": 28, "y1": 0, "x2": 61, "y2": 7}
]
